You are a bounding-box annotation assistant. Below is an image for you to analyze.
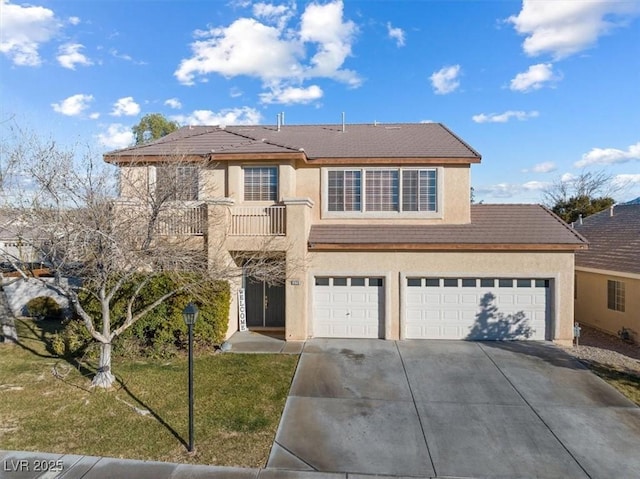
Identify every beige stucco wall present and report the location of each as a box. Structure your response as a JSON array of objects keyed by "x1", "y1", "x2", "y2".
[
  {"x1": 119, "y1": 165, "x2": 149, "y2": 198},
  {"x1": 280, "y1": 250, "x2": 576, "y2": 344},
  {"x1": 575, "y1": 269, "x2": 640, "y2": 341}
]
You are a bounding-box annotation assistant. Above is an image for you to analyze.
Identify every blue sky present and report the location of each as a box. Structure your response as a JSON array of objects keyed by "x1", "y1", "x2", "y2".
[{"x1": 2, "y1": 0, "x2": 639, "y2": 203}]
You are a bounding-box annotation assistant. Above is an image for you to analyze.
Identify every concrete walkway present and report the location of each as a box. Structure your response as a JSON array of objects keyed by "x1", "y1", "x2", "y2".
[
  {"x1": 268, "y1": 339, "x2": 640, "y2": 478},
  {"x1": 225, "y1": 330, "x2": 304, "y2": 354},
  {"x1": 0, "y1": 450, "x2": 416, "y2": 478}
]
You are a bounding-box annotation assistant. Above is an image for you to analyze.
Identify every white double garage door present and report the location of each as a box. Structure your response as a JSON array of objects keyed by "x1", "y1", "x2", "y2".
[{"x1": 313, "y1": 276, "x2": 550, "y2": 340}]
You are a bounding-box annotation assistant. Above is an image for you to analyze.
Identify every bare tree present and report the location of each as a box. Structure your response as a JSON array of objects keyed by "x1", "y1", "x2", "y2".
[
  {"x1": 1, "y1": 127, "x2": 291, "y2": 388},
  {"x1": 543, "y1": 170, "x2": 617, "y2": 223}
]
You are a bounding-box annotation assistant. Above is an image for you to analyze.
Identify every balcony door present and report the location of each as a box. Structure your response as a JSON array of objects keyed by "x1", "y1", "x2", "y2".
[{"x1": 245, "y1": 276, "x2": 285, "y2": 328}]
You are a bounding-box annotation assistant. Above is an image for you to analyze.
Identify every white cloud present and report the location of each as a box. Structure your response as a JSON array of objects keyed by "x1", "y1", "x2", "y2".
[
  {"x1": 523, "y1": 161, "x2": 557, "y2": 173},
  {"x1": 252, "y1": 1, "x2": 295, "y2": 29},
  {"x1": 476, "y1": 180, "x2": 549, "y2": 199},
  {"x1": 430, "y1": 65, "x2": 461, "y2": 95},
  {"x1": 229, "y1": 87, "x2": 243, "y2": 98},
  {"x1": 89, "y1": 112, "x2": 100, "y2": 120},
  {"x1": 97, "y1": 124, "x2": 134, "y2": 149},
  {"x1": 507, "y1": 0, "x2": 640, "y2": 59},
  {"x1": 0, "y1": 0, "x2": 60, "y2": 66},
  {"x1": 560, "y1": 172, "x2": 575, "y2": 183},
  {"x1": 164, "y1": 98, "x2": 182, "y2": 109},
  {"x1": 575, "y1": 142, "x2": 640, "y2": 167},
  {"x1": 613, "y1": 174, "x2": 640, "y2": 187},
  {"x1": 68, "y1": 16, "x2": 80, "y2": 26},
  {"x1": 110, "y1": 97, "x2": 140, "y2": 117},
  {"x1": 51, "y1": 93, "x2": 94, "y2": 116},
  {"x1": 387, "y1": 22, "x2": 405, "y2": 47},
  {"x1": 260, "y1": 84, "x2": 323, "y2": 104},
  {"x1": 174, "y1": 0, "x2": 360, "y2": 88},
  {"x1": 472, "y1": 110, "x2": 539, "y2": 123},
  {"x1": 299, "y1": 0, "x2": 359, "y2": 85},
  {"x1": 510, "y1": 63, "x2": 557, "y2": 92},
  {"x1": 57, "y1": 43, "x2": 92, "y2": 69},
  {"x1": 170, "y1": 107, "x2": 262, "y2": 126}
]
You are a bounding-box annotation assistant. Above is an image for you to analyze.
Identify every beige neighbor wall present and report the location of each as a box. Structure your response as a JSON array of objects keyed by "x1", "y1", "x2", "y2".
[
  {"x1": 575, "y1": 270, "x2": 640, "y2": 341},
  {"x1": 295, "y1": 251, "x2": 575, "y2": 344}
]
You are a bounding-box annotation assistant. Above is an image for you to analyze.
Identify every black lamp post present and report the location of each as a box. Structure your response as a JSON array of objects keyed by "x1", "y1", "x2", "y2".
[{"x1": 183, "y1": 302, "x2": 198, "y2": 452}]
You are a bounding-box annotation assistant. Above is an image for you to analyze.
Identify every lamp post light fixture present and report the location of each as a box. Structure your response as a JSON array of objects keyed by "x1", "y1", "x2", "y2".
[{"x1": 182, "y1": 302, "x2": 199, "y2": 453}]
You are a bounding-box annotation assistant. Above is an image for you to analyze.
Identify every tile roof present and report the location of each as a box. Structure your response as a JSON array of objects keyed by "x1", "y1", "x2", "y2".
[
  {"x1": 308, "y1": 204, "x2": 587, "y2": 250},
  {"x1": 105, "y1": 123, "x2": 481, "y2": 161},
  {"x1": 573, "y1": 204, "x2": 640, "y2": 275}
]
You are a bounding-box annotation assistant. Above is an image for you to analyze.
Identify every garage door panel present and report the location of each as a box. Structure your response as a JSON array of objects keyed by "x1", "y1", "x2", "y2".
[
  {"x1": 313, "y1": 277, "x2": 383, "y2": 339},
  {"x1": 405, "y1": 278, "x2": 549, "y2": 341}
]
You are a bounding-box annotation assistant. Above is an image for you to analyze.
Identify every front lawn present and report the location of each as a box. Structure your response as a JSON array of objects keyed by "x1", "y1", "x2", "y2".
[{"x1": 0, "y1": 318, "x2": 298, "y2": 467}]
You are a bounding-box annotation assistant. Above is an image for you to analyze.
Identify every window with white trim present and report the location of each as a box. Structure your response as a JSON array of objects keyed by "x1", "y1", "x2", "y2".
[
  {"x1": 327, "y1": 168, "x2": 438, "y2": 213},
  {"x1": 607, "y1": 280, "x2": 625, "y2": 312},
  {"x1": 244, "y1": 167, "x2": 278, "y2": 202}
]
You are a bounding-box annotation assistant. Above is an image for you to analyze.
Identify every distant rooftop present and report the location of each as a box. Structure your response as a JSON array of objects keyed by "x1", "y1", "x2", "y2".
[
  {"x1": 574, "y1": 204, "x2": 640, "y2": 275},
  {"x1": 104, "y1": 123, "x2": 481, "y2": 162}
]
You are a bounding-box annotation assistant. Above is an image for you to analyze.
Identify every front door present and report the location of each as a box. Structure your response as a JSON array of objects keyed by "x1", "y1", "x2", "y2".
[{"x1": 246, "y1": 276, "x2": 285, "y2": 328}]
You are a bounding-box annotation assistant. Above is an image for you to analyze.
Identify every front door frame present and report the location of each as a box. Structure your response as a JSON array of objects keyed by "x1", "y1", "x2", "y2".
[{"x1": 244, "y1": 273, "x2": 285, "y2": 329}]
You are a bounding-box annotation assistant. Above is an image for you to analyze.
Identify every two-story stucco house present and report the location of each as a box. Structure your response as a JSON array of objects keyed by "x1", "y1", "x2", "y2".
[{"x1": 105, "y1": 123, "x2": 587, "y2": 345}]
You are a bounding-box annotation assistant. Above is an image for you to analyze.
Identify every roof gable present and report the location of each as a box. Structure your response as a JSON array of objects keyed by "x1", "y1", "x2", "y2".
[{"x1": 574, "y1": 204, "x2": 640, "y2": 275}]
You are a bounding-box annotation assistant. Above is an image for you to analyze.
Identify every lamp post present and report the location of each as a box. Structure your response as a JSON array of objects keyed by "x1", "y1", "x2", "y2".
[{"x1": 183, "y1": 302, "x2": 198, "y2": 452}]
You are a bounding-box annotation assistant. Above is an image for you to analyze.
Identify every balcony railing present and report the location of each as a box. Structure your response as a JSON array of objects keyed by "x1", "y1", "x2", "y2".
[
  {"x1": 156, "y1": 203, "x2": 206, "y2": 236},
  {"x1": 230, "y1": 206, "x2": 286, "y2": 236}
]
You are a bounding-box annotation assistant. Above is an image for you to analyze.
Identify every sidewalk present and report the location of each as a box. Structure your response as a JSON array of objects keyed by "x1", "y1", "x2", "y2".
[{"x1": 1, "y1": 450, "x2": 429, "y2": 479}]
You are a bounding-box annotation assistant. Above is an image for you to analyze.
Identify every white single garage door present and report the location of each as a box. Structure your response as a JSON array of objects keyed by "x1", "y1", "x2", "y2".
[
  {"x1": 405, "y1": 278, "x2": 550, "y2": 340},
  {"x1": 313, "y1": 276, "x2": 384, "y2": 338}
]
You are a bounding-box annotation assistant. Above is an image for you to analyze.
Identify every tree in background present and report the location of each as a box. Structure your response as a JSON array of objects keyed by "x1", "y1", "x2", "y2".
[
  {"x1": 543, "y1": 171, "x2": 616, "y2": 224},
  {"x1": 132, "y1": 113, "x2": 179, "y2": 145}
]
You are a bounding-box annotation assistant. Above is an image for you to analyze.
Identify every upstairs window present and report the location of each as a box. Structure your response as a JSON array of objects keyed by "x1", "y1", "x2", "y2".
[
  {"x1": 607, "y1": 280, "x2": 625, "y2": 312},
  {"x1": 244, "y1": 167, "x2": 278, "y2": 202},
  {"x1": 327, "y1": 168, "x2": 438, "y2": 213},
  {"x1": 156, "y1": 166, "x2": 199, "y2": 201}
]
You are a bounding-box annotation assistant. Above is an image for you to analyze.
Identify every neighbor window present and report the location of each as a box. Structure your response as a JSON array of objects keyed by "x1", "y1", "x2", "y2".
[
  {"x1": 156, "y1": 166, "x2": 199, "y2": 201},
  {"x1": 244, "y1": 167, "x2": 278, "y2": 201},
  {"x1": 327, "y1": 168, "x2": 437, "y2": 213},
  {"x1": 607, "y1": 280, "x2": 625, "y2": 312}
]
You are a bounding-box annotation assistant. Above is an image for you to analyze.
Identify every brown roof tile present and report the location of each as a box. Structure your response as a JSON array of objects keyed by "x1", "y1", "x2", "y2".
[
  {"x1": 105, "y1": 123, "x2": 481, "y2": 161},
  {"x1": 308, "y1": 204, "x2": 587, "y2": 250},
  {"x1": 573, "y1": 204, "x2": 640, "y2": 275}
]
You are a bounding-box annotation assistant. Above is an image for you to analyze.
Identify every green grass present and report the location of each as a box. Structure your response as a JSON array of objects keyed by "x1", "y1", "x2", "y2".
[{"x1": 0, "y1": 318, "x2": 298, "y2": 467}]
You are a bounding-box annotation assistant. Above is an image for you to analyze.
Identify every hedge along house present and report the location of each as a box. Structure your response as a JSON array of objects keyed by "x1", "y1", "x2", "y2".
[{"x1": 104, "y1": 123, "x2": 587, "y2": 345}]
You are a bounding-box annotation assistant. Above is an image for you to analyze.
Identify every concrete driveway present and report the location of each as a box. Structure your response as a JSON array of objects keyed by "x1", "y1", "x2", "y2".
[{"x1": 267, "y1": 339, "x2": 640, "y2": 478}]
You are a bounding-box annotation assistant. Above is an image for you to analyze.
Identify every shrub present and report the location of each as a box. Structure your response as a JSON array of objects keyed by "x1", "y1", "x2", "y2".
[
  {"x1": 25, "y1": 296, "x2": 63, "y2": 321},
  {"x1": 53, "y1": 273, "x2": 230, "y2": 359},
  {"x1": 51, "y1": 317, "x2": 95, "y2": 358}
]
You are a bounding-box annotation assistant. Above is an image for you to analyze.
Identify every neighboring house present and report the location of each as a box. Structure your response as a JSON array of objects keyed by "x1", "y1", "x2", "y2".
[
  {"x1": 573, "y1": 204, "x2": 639, "y2": 341},
  {"x1": 0, "y1": 213, "x2": 45, "y2": 265},
  {"x1": 104, "y1": 123, "x2": 586, "y2": 345}
]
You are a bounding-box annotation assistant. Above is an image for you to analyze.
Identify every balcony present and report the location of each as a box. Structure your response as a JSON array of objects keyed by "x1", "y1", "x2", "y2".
[
  {"x1": 229, "y1": 206, "x2": 286, "y2": 236},
  {"x1": 156, "y1": 203, "x2": 206, "y2": 236}
]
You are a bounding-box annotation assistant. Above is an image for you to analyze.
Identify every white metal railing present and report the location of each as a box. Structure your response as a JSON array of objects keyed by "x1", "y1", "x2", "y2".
[
  {"x1": 230, "y1": 206, "x2": 286, "y2": 236},
  {"x1": 156, "y1": 203, "x2": 206, "y2": 236}
]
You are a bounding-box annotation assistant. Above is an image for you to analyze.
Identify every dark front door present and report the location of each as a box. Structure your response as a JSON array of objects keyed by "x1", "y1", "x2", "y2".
[{"x1": 246, "y1": 277, "x2": 285, "y2": 328}]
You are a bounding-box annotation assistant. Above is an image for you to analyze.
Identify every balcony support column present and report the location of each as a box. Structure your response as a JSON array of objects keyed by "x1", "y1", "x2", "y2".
[{"x1": 281, "y1": 198, "x2": 314, "y2": 341}]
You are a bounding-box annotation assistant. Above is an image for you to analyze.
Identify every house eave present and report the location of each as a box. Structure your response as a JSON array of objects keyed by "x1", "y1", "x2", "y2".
[
  {"x1": 308, "y1": 243, "x2": 587, "y2": 252},
  {"x1": 575, "y1": 266, "x2": 640, "y2": 280}
]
